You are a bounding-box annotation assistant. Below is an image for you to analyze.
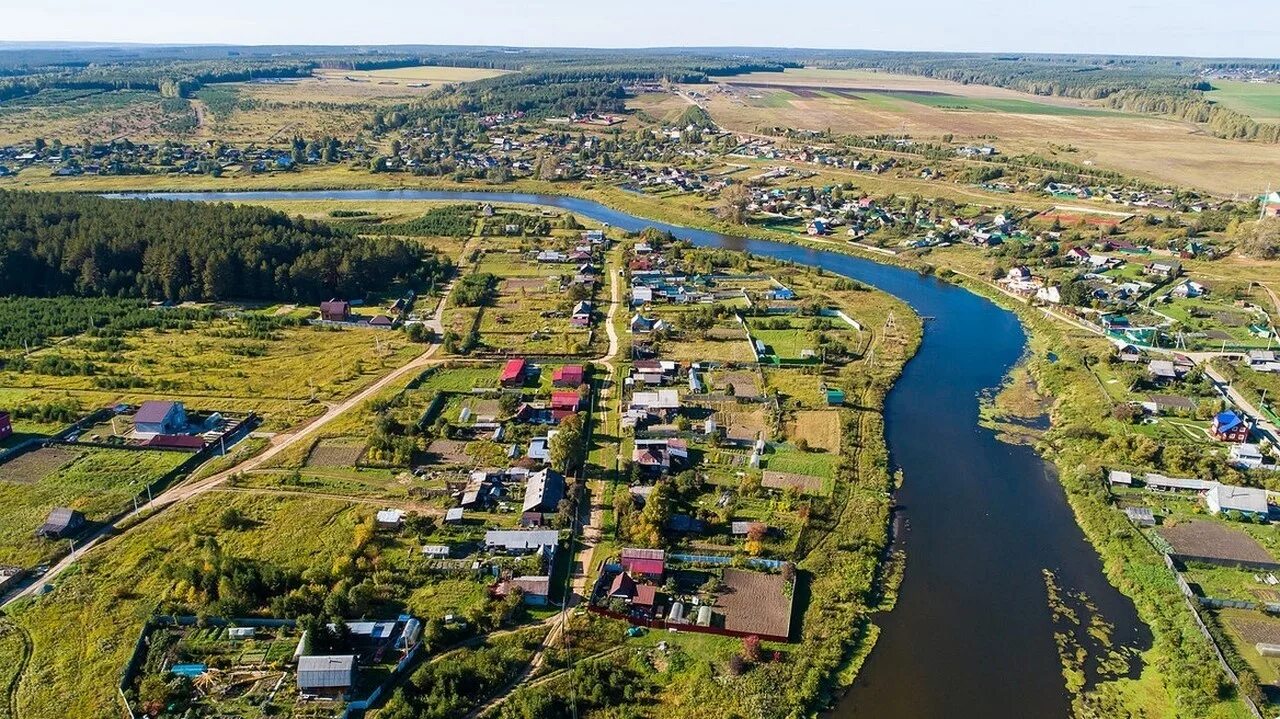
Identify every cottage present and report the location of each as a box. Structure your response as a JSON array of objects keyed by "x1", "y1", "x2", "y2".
[
  {"x1": 620, "y1": 548, "x2": 665, "y2": 579},
  {"x1": 319, "y1": 299, "x2": 351, "y2": 322},
  {"x1": 632, "y1": 438, "x2": 687, "y2": 474},
  {"x1": 134, "y1": 400, "x2": 187, "y2": 436},
  {"x1": 527, "y1": 432, "x2": 556, "y2": 462},
  {"x1": 550, "y1": 391, "x2": 582, "y2": 412},
  {"x1": 1211, "y1": 410, "x2": 1250, "y2": 443},
  {"x1": 297, "y1": 655, "x2": 355, "y2": 697},
  {"x1": 485, "y1": 529, "x2": 560, "y2": 554},
  {"x1": 375, "y1": 509, "x2": 405, "y2": 530},
  {"x1": 1230, "y1": 443, "x2": 1273, "y2": 470},
  {"x1": 495, "y1": 576, "x2": 551, "y2": 605},
  {"x1": 1146, "y1": 360, "x2": 1182, "y2": 383},
  {"x1": 1144, "y1": 261, "x2": 1181, "y2": 280},
  {"x1": 500, "y1": 358, "x2": 528, "y2": 387},
  {"x1": 1206, "y1": 484, "x2": 1269, "y2": 519},
  {"x1": 523, "y1": 468, "x2": 566, "y2": 514},
  {"x1": 552, "y1": 365, "x2": 585, "y2": 387},
  {"x1": 632, "y1": 286, "x2": 654, "y2": 306},
  {"x1": 36, "y1": 507, "x2": 85, "y2": 539},
  {"x1": 1247, "y1": 350, "x2": 1280, "y2": 373}
]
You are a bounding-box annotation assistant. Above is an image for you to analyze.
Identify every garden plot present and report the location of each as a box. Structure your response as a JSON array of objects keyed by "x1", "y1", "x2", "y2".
[
  {"x1": 1, "y1": 445, "x2": 82, "y2": 484},
  {"x1": 715, "y1": 406, "x2": 770, "y2": 444},
  {"x1": 785, "y1": 410, "x2": 842, "y2": 453},
  {"x1": 1159, "y1": 520, "x2": 1279, "y2": 567},
  {"x1": 718, "y1": 371, "x2": 764, "y2": 399},
  {"x1": 422, "y1": 439, "x2": 472, "y2": 466},
  {"x1": 304, "y1": 437, "x2": 367, "y2": 468}
]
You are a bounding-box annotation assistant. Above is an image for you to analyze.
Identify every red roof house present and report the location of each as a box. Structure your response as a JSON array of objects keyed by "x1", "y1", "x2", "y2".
[
  {"x1": 319, "y1": 299, "x2": 351, "y2": 322},
  {"x1": 553, "y1": 365, "x2": 585, "y2": 387},
  {"x1": 620, "y1": 548, "x2": 665, "y2": 579},
  {"x1": 500, "y1": 359, "x2": 527, "y2": 387},
  {"x1": 551, "y1": 391, "x2": 581, "y2": 412}
]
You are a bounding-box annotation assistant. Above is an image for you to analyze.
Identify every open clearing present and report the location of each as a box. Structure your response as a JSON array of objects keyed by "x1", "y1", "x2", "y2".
[
  {"x1": 651, "y1": 67, "x2": 1280, "y2": 196},
  {"x1": 1206, "y1": 80, "x2": 1280, "y2": 123},
  {"x1": 786, "y1": 410, "x2": 841, "y2": 453},
  {"x1": 1159, "y1": 520, "x2": 1277, "y2": 566},
  {"x1": 1, "y1": 446, "x2": 82, "y2": 485}
]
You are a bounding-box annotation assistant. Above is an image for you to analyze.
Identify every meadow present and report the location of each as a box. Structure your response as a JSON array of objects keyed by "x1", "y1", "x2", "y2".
[
  {"x1": 0, "y1": 316, "x2": 420, "y2": 431},
  {"x1": 0, "y1": 89, "x2": 194, "y2": 144},
  {"x1": 1206, "y1": 80, "x2": 1280, "y2": 123},
  {"x1": 0, "y1": 446, "x2": 188, "y2": 567}
]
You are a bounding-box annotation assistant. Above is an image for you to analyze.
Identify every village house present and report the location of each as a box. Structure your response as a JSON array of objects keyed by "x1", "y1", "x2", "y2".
[
  {"x1": 319, "y1": 299, "x2": 351, "y2": 322},
  {"x1": 630, "y1": 314, "x2": 670, "y2": 334},
  {"x1": 552, "y1": 365, "x2": 585, "y2": 387},
  {"x1": 485, "y1": 529, "x2": 560, "y2": 555},
  {"x1": 1247, "y1": 350, "x2": 1280, "y2": 373},
  {"x1": 522, "y1": 467, "x2": 566, "y2": 518},
  {"x1": 1211, "y1": 410, "x2": 1250, "y2": 443},
  {"x1": 1229, "y1": 443, "x2": 1275, "y2": 471},
  {"x1": 493, "y1": 575, "x2": 552, "y2": 605},
  {"x1": 375, "y1": 509, "x2": 404, "y2": 530},
  {"x1": 500, "y1": 358, "x2": 528, "y2": 387},
  {"x1": 1143, "y1": 261, "x2": 1181, "y2": 280},
  {"x1": 620, "y1": 547, "x2": 666, "y2": 580},
  {"x1": 631, "y1": 438, "x2": 688, "y2": 474},
  {"x1": 133, "y1": 400, "x2": 187, "y2": 436},
  {"x1": 1205, "y1": 483, "x2": 1269, "y2": 519},
  {"x1": 297, "y1": 655, "x2": 355, "y2": 699}
]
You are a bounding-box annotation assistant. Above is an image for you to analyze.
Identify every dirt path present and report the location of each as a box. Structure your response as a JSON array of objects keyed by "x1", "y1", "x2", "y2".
[{"x1": 2, "y1": 279, "x2": 461, "y2": 609}]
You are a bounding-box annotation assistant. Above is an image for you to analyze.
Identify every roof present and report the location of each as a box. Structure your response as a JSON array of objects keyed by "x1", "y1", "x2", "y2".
[
  {"x1": 1144, "y1": 473, "x2": 1217, "y2": 491},
  {"x1": 621, "y1": 547, "x2": 665, "y2": 561},
  {"x1": 501, "y1": 358, "x2": 527, "y2": 382},
  {"x1": 485, "y1": 529, "x2": 560, "y2": 551},
  {"x1": 297, "y1": 655, "x2": 355, "y2": 689},
  {"x1": 550, "y1": 392, "x2": 581, "y2": 410},
  {"x1": 445, "y1": 507, "x2": 464, "y2": 521},
  {"x1": 422, "y1": 544, "x2": 451, "y2": 556},
  {"x1": 376, "y1": 509, "x2": 404, "y2": 525},
  {"x1": 41, "y1": 507, "x2": 82, "y2": 530},
  {"x1": 1210, "y1": 484, "x2": 1269, "y2": 515},
  {"x1": 609, "y1": 572, "x2": 638, "y2": 597},
  {"x1": 523, "y1": 468, "x2": 565, "y2": 514},
  {"x1": 553, "y1": 365, "x2": 585, "y2": 384},
  {"x1": 633, "y1": 584, "x2": 658, "y2": 606},
  {"x1": 134, "y1": 400, "x2": 180, "y2": 424},
  {"x1": 1107, "y1": 470, "x2": 1133, "y2": 485},
  {"x1": 1215, "y1": 411, "x2": 1244, "y2": 433},
  {"x1": 505, "y1": 575, "x2": 551, "y2": 597},
  {"x1": 621, "y1": 556, "x2": 665, "y2": 576}
]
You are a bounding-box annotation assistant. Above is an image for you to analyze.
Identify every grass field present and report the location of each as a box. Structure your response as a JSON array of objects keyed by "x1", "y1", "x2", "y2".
[
  {"x1": 1206, "y1": 80, "x2": 1280, "y2": 123},
  {"x1": 665, "y1": 67, "x2": 1280, "y2": 196},
  {"x1": 0, "y1": 318, "x2": 419, "y2": 431},
  {"x1": 0, "y1": 89, "x2": 195, "y2": 144},
  {"x1": 6, "y1": 494, "x2": 381, "y2": 719},
  {"x1": 0, "y1": 446, "x2": 188, "y2": 567}
]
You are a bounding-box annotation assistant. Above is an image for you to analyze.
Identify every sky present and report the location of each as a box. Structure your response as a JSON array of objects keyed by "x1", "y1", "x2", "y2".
[{"x1": 5, "y1": 0, "x2": 1280, "y2": 59}]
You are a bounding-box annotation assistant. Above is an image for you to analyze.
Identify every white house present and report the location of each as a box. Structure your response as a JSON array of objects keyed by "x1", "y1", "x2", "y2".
[{"x1": 1206, "y1": 483, "x2": 1269, "y2": 518}]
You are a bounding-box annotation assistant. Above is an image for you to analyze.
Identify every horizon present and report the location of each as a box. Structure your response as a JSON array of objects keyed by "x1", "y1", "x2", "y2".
[
  {"x1": 1, "y1": 40, "x2": 1279, "y2": 63},
  {"x1": 5, "y1": 0, "x2": 1280, "y2": 59}
]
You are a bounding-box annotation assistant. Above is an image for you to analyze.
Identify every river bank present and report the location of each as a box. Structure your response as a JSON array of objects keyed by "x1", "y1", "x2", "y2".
[{"x1": 100, "y1": 185, "x2": 1197, "y2": 717}]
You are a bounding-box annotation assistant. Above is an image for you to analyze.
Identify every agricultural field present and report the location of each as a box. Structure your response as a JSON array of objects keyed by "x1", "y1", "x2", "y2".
[
  {"x1": 190, "y1": 66, "x2": 509, "y2": 143},
  {"x1": 0, "y1": 446, "x2": 188, "y2": 567},
  {"x1": 654, "y1": 67, "x2": 1280, "y2": 195},
  {"x1": 1206, "y1": 80, "x2": 1280, "y2": 123}
]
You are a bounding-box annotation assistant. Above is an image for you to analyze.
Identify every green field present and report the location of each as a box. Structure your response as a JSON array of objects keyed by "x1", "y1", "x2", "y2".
[
  {"x1": 869, "y1": 92, "x2": 1118, "y2": 117},
  {"x1": 1207, "y1": 80, "x2": 1280, "y2": 123},
  {"x1": 0, "y1": 447, "x2": 188, "y2": 567}
]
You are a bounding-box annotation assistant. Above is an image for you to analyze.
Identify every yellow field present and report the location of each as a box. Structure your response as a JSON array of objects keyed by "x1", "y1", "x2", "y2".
[{"x1": 666, "y1": 67, "x2": 1280, "y2": 197}]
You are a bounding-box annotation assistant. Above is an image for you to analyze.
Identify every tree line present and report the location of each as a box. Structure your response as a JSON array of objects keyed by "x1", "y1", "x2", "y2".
[{"x1": 0, "y1": 191, "x2": 442, "y2": 302}]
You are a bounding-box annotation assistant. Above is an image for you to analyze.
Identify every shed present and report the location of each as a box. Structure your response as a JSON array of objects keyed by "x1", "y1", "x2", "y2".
[
  {"x1": 444, "y1": 507, "x2": 464, "y2": 524},
  {"x1": 1107, "y1": 470, "x2": 1133, "y2": 486},
  {"x1": 825, "y1": 388, "x2": 845, "y2": 406},
  {"x1": 422, "y1": 544, "x2": 451, "y2": 559},
  {"x1": 36, "y1": 507, "x2": 85, "y2": 539},
  {"x1": 1123, "y1": 507, "x2": 1156, "y2": 527}
]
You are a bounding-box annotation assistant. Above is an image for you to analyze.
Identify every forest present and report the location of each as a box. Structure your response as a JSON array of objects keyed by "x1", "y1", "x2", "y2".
[{"x1": 0, "y1": 192, "x2": 443, "y2": 302}]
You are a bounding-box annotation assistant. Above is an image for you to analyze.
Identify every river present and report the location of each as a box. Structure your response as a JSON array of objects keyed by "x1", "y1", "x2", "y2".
[{"x1": 117, "y1": 189, "x2": 1150, "y2": 717}]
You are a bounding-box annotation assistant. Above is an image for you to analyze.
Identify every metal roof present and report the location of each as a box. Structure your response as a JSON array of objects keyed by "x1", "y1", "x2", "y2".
[{"x1": 297, "y1": 655, "x2": 354, "y2": 689}]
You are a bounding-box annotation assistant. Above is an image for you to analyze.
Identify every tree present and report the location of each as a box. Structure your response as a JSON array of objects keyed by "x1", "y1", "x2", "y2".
[
  {"x1": 1241, "y1": 218, "x2": 1280, "y2": 259},
  {"x1": 549, "y1": 413, "x2": 586, "y2": 473},
  {"x1": 717, "y1": 183, "x2": 751, "y2": 225}
]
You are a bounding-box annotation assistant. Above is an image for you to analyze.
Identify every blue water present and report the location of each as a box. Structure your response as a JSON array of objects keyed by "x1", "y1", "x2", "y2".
[{"x1": 115, "y1": 189, "x2": 1149, "y2": 717}]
